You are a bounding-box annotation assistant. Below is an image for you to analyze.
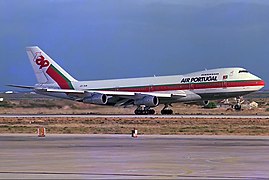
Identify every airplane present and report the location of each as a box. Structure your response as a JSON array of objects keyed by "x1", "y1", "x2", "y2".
[{"x1": 9, "y1": 46, "x2": 265, "y2": 115}]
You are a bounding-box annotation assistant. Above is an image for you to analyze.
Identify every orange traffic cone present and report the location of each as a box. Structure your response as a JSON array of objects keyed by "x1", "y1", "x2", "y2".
[{"x1": 37, "y1": 127, "x2": 46, "y2": 137}]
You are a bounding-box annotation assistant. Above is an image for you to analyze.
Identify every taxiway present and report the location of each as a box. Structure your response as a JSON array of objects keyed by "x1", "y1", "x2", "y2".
[{"x1": 0, "y1": 134, "x2": 268, "y2": 179}]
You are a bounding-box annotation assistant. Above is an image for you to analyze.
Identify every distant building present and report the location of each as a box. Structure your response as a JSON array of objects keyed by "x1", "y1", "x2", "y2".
[{"x1": 5, "y1": 91, "x2": 14, "y2": 94}]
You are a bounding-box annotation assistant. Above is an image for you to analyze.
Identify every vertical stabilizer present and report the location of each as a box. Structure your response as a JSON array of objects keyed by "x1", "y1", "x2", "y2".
[{"x1": 26, "y1": 46, "x2": 77, "y2": 89}]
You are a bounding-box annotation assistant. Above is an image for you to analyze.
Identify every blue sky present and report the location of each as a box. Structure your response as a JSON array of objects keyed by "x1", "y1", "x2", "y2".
[{"x1": 0, "y1": 0, "x2": 269, "y2": 91}]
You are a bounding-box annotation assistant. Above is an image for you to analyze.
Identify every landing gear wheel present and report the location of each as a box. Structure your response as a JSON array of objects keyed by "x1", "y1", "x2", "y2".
[
  {"x1": 161, "y1": 109, "x2": 173, "y2": 115},
  {"x1": 143, "y1": 110, "x2": 149, "y2": 115},
  {"x1": 134, "y1": 108, "x2": 155, "y2": 115},
  {"x1": 149, "y1": 109, "x2": 155, "y2": 115},
  {"x1": 134, "y1": 109, "x2": 141, "y2": 115},
  {"x1": 233, "y1": 96, "x2": 243, "y2": 111},
  {"x1": 135, "y1": 109, "x2": 148, "y2": 115},
  {"x1": 234, "y1": 104, "x2": 241, "y2": 111}
]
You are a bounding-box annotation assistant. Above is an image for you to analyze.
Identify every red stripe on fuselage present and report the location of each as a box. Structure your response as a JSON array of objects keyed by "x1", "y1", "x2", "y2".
[
  {"x1": 113, "y1": 80, "x2": 264, "y2": 92},
  {"x1": 46, "y1": 66, "x2": 71, "y2": 89}
]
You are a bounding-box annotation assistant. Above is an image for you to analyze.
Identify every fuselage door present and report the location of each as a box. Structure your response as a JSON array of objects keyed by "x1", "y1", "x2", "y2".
[
  {"x1": 223, "y1": 81, "x2": 227, "y2": 88},
  {"x1": 222, "y1": 74, "x2": 228, "y2": 88},
  {"x1": 189, "y1": 83, "x2": 194, "y2": 90},
  {"x1": 149, "y1": 85, "x2": 153, "y2": 92}
]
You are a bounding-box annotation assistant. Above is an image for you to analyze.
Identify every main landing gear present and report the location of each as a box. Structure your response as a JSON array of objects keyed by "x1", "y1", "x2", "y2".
[
  {"x1": 134, "y1": 106, "x2": 155, "y2": 115},
  {"x1": 134, "y1": 104, "x2": 174, "y2": 115},
  {"x1": 161, "y1": 104, "x2": 173, "y2": 115}
]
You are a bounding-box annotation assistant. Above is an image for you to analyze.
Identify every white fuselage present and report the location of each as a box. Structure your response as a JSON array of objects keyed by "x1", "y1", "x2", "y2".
[
  {"x1": 74, "y1": 67, "x2": 261, "y2": 91},
  {"x1": 39, "y1": 67, "x2": 263, "y2": 104}
]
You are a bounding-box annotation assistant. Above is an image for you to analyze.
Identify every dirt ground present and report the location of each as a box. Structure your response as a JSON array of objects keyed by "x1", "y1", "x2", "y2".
[
  {"x1": 0, "y1": 98, "x2": 269, "y2": 115},
  {"x1": 0, "y1": 117, "x2": 269, "y2": 135},
  {"x1": 0, "y1": 98, "x2": 269, "y2": 135}
]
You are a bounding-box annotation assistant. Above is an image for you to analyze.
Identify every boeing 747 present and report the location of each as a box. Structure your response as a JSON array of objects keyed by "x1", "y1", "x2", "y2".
[{"x1": 9, "y1": 46, "x2": 265, "y2": 115}]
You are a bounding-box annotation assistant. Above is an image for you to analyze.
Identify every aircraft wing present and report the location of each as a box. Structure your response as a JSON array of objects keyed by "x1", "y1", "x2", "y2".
[
  {"x1": 43, "y1": 88, "x2": 186, "y2": 99},
  {"x1": 8, "y1": 85, "x2": 187, "y2": 107}
]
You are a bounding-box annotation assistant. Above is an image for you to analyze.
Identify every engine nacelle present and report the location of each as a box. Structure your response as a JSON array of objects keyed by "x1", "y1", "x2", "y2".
[
  {"x1": 134, "y1": 96, "x2": 159, "y2": 107},
  {"x1": 83, "y1": 93, "x2": 108, "y2": 105}
]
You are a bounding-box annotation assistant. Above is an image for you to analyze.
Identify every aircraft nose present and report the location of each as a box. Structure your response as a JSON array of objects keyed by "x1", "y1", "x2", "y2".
[
  {"x1": 252, "y1": 73, "x2": 265, "y2": 88},
  {"x1": 260, "y1": 79, "x2": 265, "y2": 87},
  {"x1": 255, "y1": 78, "x2": 265, "y2": 91}
]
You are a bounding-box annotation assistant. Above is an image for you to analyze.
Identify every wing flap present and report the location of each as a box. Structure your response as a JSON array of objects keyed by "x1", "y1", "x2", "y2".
[{"x1": 45, "y1": 88, "x2": 85, "y2": 93}]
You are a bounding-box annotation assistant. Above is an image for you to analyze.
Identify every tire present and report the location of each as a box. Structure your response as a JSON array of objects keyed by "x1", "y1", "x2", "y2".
[
  {"x1": 135, "y1": 109, "x2": 141, "y2": 115},
  {"x1": 168, "y1": 109, "x2": 173, "y2": 115},
  {"x1": 161, "y1": 109, "x2": 173, "y2": 115},
  {"x1": 149, "y1": 109, "x2": 155, "y2": 115},
  {"x1": 234, "y1": 104, "x2": 241, "y2": 111}
]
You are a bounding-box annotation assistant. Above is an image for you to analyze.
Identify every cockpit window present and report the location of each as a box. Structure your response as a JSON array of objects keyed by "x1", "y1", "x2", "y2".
[{"x1": 239, "y1": 70, "x2": 249, "y2": 73}]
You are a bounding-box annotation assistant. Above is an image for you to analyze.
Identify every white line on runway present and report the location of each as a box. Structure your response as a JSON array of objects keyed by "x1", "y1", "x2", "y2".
[{"x1": 0, "y1": 114, "x2": 269, "y2": 119}]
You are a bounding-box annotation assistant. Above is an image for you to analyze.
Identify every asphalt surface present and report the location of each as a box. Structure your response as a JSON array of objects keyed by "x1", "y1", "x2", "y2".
[
  {"x1": 0, "y1": 134, "x2": 269, "y2": 179},
  {"x1": 1, "y1": 114, "x2": 269, "y2": 119}
]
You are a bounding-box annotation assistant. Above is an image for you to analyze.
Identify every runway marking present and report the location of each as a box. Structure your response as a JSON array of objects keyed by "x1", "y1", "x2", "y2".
[{"x1": 0, "y1": 114, "x2": 269, "y2": 119}]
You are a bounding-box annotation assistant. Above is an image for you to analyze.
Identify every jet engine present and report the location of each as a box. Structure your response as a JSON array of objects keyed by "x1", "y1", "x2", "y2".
[
  {"x1": 83, "y1": 93, "x2": 108, "y2": 105},
  {"x1": 134, "y1": 95, "x2": 159, "y2": 107}
]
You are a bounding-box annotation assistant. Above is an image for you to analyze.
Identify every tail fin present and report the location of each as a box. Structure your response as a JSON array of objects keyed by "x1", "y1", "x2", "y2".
[{"x1": 26, "y1": 46, "x2": 77, "y2": 89}]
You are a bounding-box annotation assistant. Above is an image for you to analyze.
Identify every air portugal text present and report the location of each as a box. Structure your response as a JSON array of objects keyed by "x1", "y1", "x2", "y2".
[{"x1": 181, "y1": 76, "x2": 218, "y2": 83}]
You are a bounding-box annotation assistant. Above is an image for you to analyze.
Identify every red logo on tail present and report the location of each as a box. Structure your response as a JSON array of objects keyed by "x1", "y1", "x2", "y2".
[{"x1": 36, "y1": 55, "x2": 49, "y2": 69}]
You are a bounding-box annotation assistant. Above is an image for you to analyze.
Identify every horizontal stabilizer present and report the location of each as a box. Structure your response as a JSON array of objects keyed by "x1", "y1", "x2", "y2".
[{"x1": 7, "y1": 84, "x2": 35, "y2": 89}]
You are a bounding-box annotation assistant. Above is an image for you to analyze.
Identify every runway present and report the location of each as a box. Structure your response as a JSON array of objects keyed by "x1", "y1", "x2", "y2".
[
  {"x1": 1, "y1": 114, "x2": 269, "y2": 119},
  {"x1": 0, "y1": 134, "x2": 269, "y2": 179}
]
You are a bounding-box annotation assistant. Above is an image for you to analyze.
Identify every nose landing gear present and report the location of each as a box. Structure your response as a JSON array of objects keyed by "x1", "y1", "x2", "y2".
[
  {"x1": 234, "y1": 104, "x2": 242, "y2": 111},
  {"x1": 233, "y1": 97, "x2": 244, "y2": 111}
]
